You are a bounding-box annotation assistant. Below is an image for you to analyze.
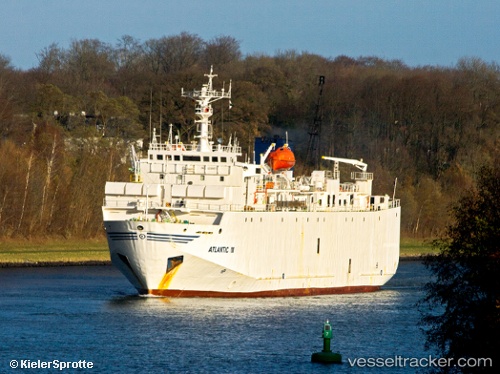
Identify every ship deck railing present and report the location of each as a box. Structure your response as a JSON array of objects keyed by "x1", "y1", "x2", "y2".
[
  {"x1": 339, "y1": 183, "x2": 359, "y2": 192},
  {"x1": 351, "y1": 172, "x2": 374, "y2": 180},
  {"x1": 149, "y1": 142, "x2": 241, "y2": 153},
  {"x1": 104, "y1": 198, "x2": 400, "y2": 212},
  {"x1": 390, "y1": 199, "x2": 401, "y2": 208},
  {"x1": 183, "y1": 88, "x2": 231, "y2": 100}
]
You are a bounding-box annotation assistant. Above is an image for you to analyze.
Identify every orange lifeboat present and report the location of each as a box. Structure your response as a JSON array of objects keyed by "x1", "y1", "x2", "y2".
[{"x1": 267, "y1": 145, "x2": 296, "y2": 171}]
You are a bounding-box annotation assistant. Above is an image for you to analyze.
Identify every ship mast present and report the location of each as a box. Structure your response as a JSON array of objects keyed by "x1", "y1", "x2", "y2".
[
  {"x1": 181, "y1": 66, "x2": 232, "y2": 152},
  {"x1": 306, "y1": 75, "x2": 325, "y2": 169}
]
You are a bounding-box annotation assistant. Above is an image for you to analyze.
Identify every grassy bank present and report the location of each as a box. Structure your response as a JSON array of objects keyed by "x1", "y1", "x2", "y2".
[
  {"x1": 0, "y1": 238, "x2": 110, "y2": 265},
  {"x1": 0, "y1": 237, "x2": 435, "y2": 266},
  {"x1": 400, "y1": 237, "x2": 436, "y2": 257}
]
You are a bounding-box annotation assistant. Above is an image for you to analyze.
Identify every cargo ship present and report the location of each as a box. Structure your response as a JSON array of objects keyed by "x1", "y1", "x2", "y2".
[{"x1": 102, "y1": 67, "x2": 401, "y2": 297}]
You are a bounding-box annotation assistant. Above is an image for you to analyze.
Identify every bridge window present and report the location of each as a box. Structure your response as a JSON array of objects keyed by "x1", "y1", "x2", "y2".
[{"x1": 157, "y1": 154, "x2": 163, "y2": 160}]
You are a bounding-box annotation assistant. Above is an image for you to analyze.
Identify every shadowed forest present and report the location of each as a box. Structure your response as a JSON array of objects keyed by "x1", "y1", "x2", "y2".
[{"x1": 0, "y1": 33, "x2": 498, "y2": 240}]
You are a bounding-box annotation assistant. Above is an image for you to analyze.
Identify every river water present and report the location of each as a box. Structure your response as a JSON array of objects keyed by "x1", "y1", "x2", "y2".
[{"x1": 0, "y1": 261, "x2": 431, "y2": 373}]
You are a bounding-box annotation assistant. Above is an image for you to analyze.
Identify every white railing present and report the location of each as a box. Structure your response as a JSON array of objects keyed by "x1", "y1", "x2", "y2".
[
  {"x1": 184, "y1": 89, "x2": 230, "y2": 99},
  {"x1": 339, "y1": 183, "x2": 359, "y2": 192},
  {"x1": 104, "y1": 198, "x2": 401, "y2": 212},
  {"x1": 149, "y1": 142, "x2": 241, "y2": 153},
  {"x1": 351, "y1": 172, "x2": 374, "y2": 180},
  {"x1": 390, "y1": 199, "x2": 401, "y2": 208},
  {"x1": 103, "y1": 199, "x2": 162, "y2": 209}
]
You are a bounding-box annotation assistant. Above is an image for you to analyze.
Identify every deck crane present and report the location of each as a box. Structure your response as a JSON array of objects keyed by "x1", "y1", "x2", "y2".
[
  {"x1": 306, "y1": 75, "x2": 325, "y2": 170},
  {"x1": 321, "y1": 156, "x2": 367, "y2": 172}
]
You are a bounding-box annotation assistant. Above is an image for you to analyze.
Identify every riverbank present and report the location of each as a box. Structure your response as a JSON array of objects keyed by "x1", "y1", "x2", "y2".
[
  {"x1": 0, "y1": 237, "x2": 435, "y2": 267},
  {"x1": 0, "y1": 238, "x2": 110, "y2": 267}
]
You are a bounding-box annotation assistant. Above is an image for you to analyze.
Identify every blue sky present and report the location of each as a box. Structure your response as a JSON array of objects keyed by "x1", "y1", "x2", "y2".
[{"x1": 1, "y1": 0, "x2": 499, "y2": 70}]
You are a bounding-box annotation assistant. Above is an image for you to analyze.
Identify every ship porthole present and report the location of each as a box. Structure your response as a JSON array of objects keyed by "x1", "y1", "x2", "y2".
[
  {"x1": 137, "y1": 225, "x2": 144, "y2": 231},
  {"x1": 219, "y1": 228, "x2": 222, "y2": 234},
  {"x1": 380, "y1": 270, "x2": 383, "y2": 275}
]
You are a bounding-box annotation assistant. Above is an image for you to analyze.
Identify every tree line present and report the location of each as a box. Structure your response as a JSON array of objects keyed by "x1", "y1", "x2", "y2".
[
  {"x1": 0, "y1": 33, "x2": 498, "y2": 239},
  {"x1": 420, "y1": 162, "x2": 499, "y2": 373}
]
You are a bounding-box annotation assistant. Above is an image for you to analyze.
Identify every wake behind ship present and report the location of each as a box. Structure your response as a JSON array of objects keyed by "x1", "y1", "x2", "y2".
[{"x1": 102, "y1": 67, "x2": 401, "y2": 297}]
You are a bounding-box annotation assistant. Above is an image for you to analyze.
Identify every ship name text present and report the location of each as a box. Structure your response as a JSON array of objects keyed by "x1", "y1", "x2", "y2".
[{"x1": 208, "y1": 246, "x2": 235, "y2": 253}]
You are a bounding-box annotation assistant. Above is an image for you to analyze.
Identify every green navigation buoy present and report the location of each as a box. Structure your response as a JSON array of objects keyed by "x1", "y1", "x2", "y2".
[{"x1": 311, "y1": 320, "x2": 342, "y2": 364}]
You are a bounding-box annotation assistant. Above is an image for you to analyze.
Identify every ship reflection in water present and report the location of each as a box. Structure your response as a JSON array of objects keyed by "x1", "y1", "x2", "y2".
[{"x1": 1, "y1": 261, "x2": 429, "y2": 373}]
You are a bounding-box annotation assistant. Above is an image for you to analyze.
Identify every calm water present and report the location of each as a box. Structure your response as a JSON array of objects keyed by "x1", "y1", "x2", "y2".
[{"x1": 0, "y1": 261, "x2": 431, "y2": 373}]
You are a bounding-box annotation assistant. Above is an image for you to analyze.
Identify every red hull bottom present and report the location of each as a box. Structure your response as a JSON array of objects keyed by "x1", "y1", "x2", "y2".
[{"x1": 139, "y1": 285, "x2": 380, "y2": 298}]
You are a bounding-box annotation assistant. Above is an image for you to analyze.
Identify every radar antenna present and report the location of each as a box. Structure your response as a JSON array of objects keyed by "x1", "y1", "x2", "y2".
[{"x1": 181, "y1": 66, "x2": 231, "y2": 152}]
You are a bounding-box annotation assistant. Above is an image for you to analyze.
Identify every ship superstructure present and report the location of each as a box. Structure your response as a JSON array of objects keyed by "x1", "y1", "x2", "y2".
[{"x1": 102, "y1": 67, "x2": 401, "y2": 297}]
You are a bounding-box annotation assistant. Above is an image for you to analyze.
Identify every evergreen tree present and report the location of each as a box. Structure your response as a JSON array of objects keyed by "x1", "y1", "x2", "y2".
[{"x1": 420, "y1": 162, "x2": 500, "y2": 373}]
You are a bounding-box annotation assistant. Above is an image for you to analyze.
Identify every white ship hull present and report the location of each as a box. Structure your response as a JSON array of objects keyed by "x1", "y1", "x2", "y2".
[
  {"x1": 102, "y1": 68, "x2": 401, "y2": 297},
  {"x1": 104, "y1": 207, "x2": 400, "y2": 297}
]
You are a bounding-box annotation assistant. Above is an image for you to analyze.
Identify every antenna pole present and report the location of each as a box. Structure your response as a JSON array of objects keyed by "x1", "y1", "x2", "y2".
[
  {"x1": 159, "y1": 89, "x2": 162, "y2": 142},
  {"x1": 149, "y1": 88, "x2": 153, "y2": 142},
  {"x1": 393, "y1": 178, "x2": 397, "y2": 205}
]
